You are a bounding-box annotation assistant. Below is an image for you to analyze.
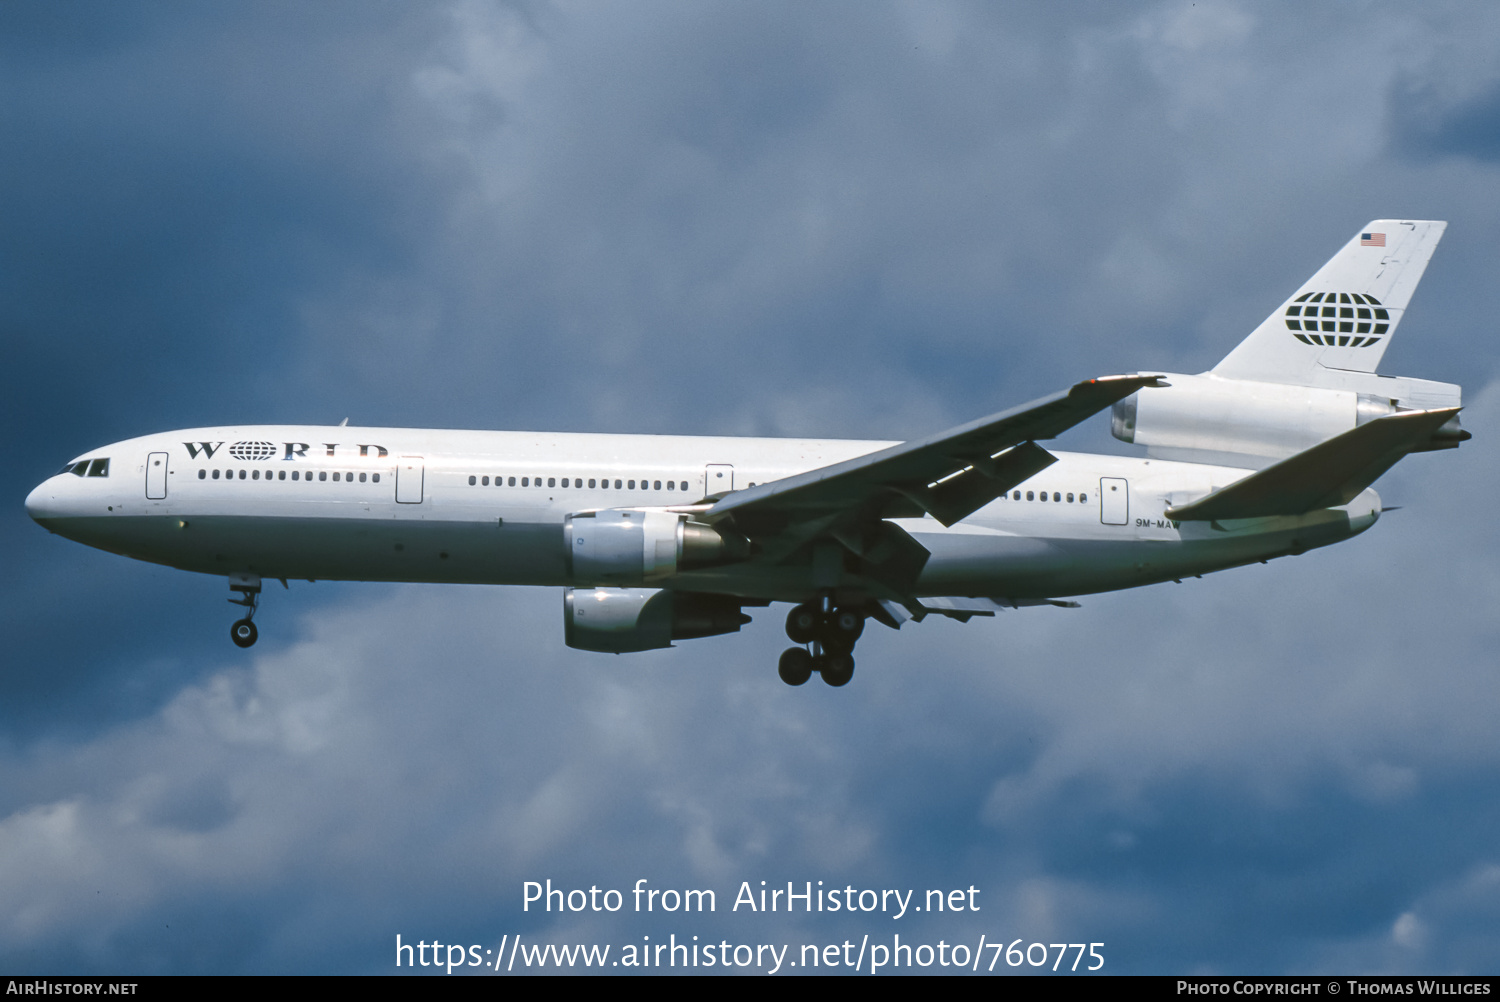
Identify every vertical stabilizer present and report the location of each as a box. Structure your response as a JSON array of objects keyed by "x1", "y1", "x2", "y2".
[{"x1": 1212, "y1": 220, "x2": 1445, "y2": 385}]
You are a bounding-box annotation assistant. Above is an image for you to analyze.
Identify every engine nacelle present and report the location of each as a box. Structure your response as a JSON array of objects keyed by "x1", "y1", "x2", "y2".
[
  {"x1": 564, "y1": 510, "x2": 746, "y2": 586},
  {"x1": 563, "y1": 588, "x2": 752, "y2": 653},
  {"x1": 1111, "y1": 372, "x2": 1465, "y2": 466}
]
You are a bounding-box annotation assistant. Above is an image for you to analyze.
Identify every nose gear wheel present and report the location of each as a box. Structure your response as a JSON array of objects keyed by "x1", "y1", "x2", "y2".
[
  {"x1": 228, "y1": 572, "x2": 262, "y2": 648},
  {"x1": 231, "y1": 619, "x2": 258, "y2": 648}
]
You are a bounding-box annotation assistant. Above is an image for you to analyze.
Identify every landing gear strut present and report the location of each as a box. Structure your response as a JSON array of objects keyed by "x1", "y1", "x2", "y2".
[
  {"x1": 229, "y1": 572, "x2": 261, "y2": 648},
  {"x1": 780, "y1": 598, "x2": 863, "y2": 687}
]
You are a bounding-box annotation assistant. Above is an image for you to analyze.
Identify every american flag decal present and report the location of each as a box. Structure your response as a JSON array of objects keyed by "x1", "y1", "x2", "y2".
[{"x1": 1361, "y1": 232, "x2": 1386, "y2": 247}]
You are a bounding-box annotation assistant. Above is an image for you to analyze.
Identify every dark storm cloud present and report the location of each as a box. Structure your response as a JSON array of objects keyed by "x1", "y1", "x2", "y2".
[
  {"x1": 1391, "y1": 76, "x2": 1500, "y2": 163},
  {"x1": 0, "y1": 2, "x2": 448, "y2": 736},
  {"x1": 4, "y1": 0, "x2": 1500, "y2": 976}
]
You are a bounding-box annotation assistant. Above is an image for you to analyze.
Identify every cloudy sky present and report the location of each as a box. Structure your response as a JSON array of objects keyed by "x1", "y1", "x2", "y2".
[{"x1": 3, "y1": 0, "x2": 1499, "y2": 975}]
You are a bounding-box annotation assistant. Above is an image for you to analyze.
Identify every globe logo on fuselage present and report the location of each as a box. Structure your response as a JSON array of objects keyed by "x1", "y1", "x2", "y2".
[
  {"x1": 227, "y1": 441, "x2": 276, "y2": 461},
  {"x1": 1284, "y1": 291, "x2": 1390, "y2": 347}
]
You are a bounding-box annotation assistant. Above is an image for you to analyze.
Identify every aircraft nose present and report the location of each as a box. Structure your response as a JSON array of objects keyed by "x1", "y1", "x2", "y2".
[{"x1": 25, "y1": 479, "x2": 58, "y2": 527}]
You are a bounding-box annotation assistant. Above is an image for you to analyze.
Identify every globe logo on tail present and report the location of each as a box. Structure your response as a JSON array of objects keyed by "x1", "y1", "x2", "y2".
[{"x1": 1285, "y1": 292, "x2": 1389, "y2": 347}]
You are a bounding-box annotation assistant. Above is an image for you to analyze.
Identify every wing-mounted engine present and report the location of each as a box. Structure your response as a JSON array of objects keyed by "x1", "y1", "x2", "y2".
[
  {"x1": 564, "y1": 509, "x2": 748, "y2": 586},
  {"x1": 1111, "y1": 372, "x2": 1466, "y2": 468},
  {"x1": 563, "y1": 588, "x2": 753, "y2": 653}
]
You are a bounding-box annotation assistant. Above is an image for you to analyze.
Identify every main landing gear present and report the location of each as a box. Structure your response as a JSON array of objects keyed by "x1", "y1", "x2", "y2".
[
  {"x1": 228, "y1": 572, "x2": 261, "y2": 648},
  {"x1": 779, "y1": 599, "x2": 865, "y2": 687}
]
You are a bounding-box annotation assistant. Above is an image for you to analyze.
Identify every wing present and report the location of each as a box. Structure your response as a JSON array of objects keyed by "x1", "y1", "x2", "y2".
[{"x1": 704, "y1": 374, "x2": 1162, "y2": 598}]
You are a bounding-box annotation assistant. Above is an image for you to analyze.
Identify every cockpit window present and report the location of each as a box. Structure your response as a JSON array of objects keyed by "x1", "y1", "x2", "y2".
[{"x1": 58, "y1": 458, "x2": 111, "y2": 477}]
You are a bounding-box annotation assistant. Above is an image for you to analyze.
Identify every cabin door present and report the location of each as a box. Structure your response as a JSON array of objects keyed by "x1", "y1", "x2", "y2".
[
  {"x1": 1100, "y1": 478, "x2": 1129, "y2": 525},
  {"x1": 146, "y1": 452, "x2": 168, "y2": 500},
  {"x1": 705, "y1": 464, "x2": 734, "y2": 499},
  {"x1": 396, "y1": 456, "x2": 425, "y2": 504}
]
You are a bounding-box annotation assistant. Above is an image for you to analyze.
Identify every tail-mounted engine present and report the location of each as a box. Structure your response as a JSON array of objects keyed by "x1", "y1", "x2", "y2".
[
  {"x1": 564, "y1": 509, "x2": 748, "y2": 586},
  {"x1": 563, "y1": 588, "x2": 752, "y2": 653},
  {"x1": 1111, "y1": 372, "x2": 1466, "y2": 467}
]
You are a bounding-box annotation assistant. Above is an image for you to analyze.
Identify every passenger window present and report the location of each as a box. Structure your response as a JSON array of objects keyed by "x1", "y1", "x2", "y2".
[
  {"x1": 667, "y1": 481, "x2": 675, "y2": 491},
  {"x1": 360, "y1": 472, "x2": 367, "y2": 483},
  {"x1": 213, "y1": 469, "x2": 221, "y2": 479},
  {"x1": 653, "y1": 480, "x2": 661, "y2": 491},
  {"x1": 548, "y1": 477, "x2": 556, "y2": 488},
  {"x1": 1026, "y1": 491, "x2": 1034, "y2": 501},
  {"x1": 1079, "y1": 493, "x2": 1087, "y2": 503},
  {"x1": 334, "y1": 472, "x2": 341, "y2": 482},
  {"x1": 372, "y1": 473, "x2": 380, "y2": 483},
  {"x1": 319, "y1": 471, "x2": 327, "y2": 482},
  {"x1": 1067, "y1": 493, "x2": 1074, "y2": 502},
  {"x1": 589, "y1": 479, "x2": 597, "y2": 488},
  {"x1": 238, "y1": 470, "x2": 246, "y2": 480},
  {"x1": 1053, "y1": 492, "x2": 1061, "y2": 502},
  {"x1": 198, "y1": 470, "x2": 206, "y2": 480},
  {"x1": 508, "y1": 477, "x2": 515, "y2": 486},
  {"x1": 482, "y1": 476, "x2": 489, "y2": 486},
  {"x1": 614, "y1": 479, "x2": 622, "y2": 489},
  {"x1": 278, "y1": 471, "x2": 285, "y2": 481},
  {"x1": 469, "y1": 476, "x2": 476, "y2": 485},
  {"x1": 561, "y1": 478, "x2": 569, "y2": 488},
  {"x1": 1013, "y1": 491, "x2": 1021, "y2": 500},
  {"x1": 522, "y1": 477, "x2": 529, "y2": 487},
  {"x1": 680, "y1": 481, "x2": 688, "y2": 492},
  {"x1": 252, "y1": 470, "x2": 260, "y2": 480}
]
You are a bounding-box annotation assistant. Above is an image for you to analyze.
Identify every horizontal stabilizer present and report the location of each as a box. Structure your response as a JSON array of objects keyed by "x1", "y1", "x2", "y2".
[{"x1": 1166, "y1": 407, "x2": 1460, "y2": 521}]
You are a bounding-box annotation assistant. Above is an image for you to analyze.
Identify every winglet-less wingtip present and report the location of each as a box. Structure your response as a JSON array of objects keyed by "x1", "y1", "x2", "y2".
[{"x1": 1076, "y1": 373, "x2": 1168, "y2": 392}]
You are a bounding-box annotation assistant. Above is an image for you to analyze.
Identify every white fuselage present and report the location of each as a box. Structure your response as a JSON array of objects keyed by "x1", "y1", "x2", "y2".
[{"x1": 26, "y1": 424, "x2": 1379, "y2": 604}]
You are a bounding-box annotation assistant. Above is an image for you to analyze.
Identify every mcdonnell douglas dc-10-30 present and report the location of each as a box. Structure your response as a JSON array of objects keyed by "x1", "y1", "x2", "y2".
[{"x1": 27, "y1": 221, "x2": 1467, "y2": 687}]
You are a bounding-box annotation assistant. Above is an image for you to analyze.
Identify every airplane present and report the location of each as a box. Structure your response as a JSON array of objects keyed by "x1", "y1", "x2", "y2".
[{"x1": 26, "y1": 220, "x2": 1467, "y2": 688}]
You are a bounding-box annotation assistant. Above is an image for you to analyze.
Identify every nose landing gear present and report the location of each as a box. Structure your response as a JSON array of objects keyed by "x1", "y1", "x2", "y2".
[
  {"x1": 780, "y1": 600, "x2": 863, "y2": 687},
  {"x1": 228, "y1": 572, "x2": 261, "y2": 648},
  {"x1": 231, "y1": 618, "x2": 258, "y2": 648}
]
